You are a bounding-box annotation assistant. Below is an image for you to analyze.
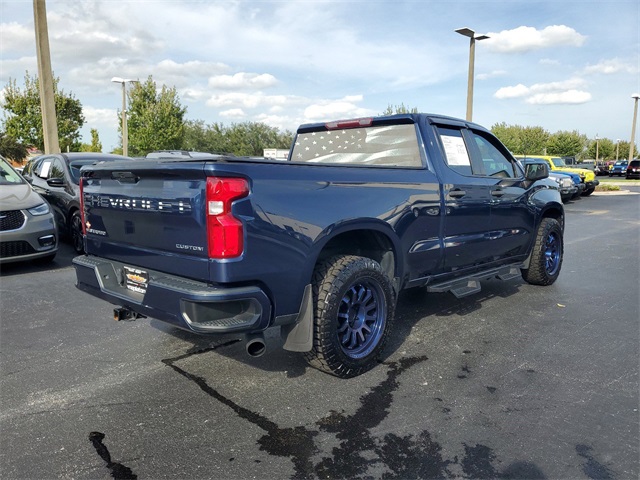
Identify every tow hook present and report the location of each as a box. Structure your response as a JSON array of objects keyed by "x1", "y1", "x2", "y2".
[{"x1": 113, "y1": 307, "x2": 145, "y2": 322}]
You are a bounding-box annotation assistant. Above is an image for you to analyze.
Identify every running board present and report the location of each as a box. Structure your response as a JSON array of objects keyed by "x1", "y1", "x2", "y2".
[{"x1": 427, "y1": 265, "x2": 521, "y2": 299}]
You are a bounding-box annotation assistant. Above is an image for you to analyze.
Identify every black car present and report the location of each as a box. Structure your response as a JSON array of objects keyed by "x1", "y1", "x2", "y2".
[
  {"x1": 22, "y1": 153, "x2": 131, "y2": 252},
  {"x1": 626, "y1": 160, "x2": 640, "y2": 179}
]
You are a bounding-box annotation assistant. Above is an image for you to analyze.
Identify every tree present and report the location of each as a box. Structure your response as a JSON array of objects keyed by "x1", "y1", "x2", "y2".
[
  {"x1": 382, "y1": 103, "x2": 419, "y2": 115},
  {"x1": 546, "y1": 130, "x2": 588, "y2": 158},
  {"x1": 0, "y1": 132, "x2": 28, "y2": 162},
  {"x1": 182, "y1": 120, "x2": 293, "y2": 156},
  {"x1": 491, "y1": 123, "x2": 549, "y2": 155},
  {"x1": 79, "y1": 128, "x2": 102, "y2": 152},
  {"x1": 587, "y1": 137, "x2": 615, "y2": 160},
  {"x1": 2, "y1": 71, "x2": 85, "y2": 151},
  {"x1": 614, "y1": 140, "x2": 637, "y2": 160},
  {"x1": 125, "y1": 76, "x2": 187, "y2": 155}
]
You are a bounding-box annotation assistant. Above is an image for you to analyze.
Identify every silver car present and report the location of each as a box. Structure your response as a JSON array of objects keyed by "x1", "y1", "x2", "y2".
[{"x1": 0, "y1": 155, "x2": 57, "y2": 265}]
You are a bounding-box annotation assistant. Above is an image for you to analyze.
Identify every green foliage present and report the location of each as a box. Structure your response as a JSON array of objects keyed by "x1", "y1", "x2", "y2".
[
  {"x1": 182, "y1": 120, "x2": 293, "y2": 156},
  {"x1": 491, "y1": 123, "x2": 549, "y2": 155},
  {"x1": 382, "y1": 103, "x2": 419, "y2": 115},
  {"x1": 79, "y1": 128, "x2": 102, "y2": 152},
  {"x1": 546, "y1": 131, "x2": 588, "y2": 157},
  {"x1": 586, "y1": 138, "x2": 615, "y2": 160},
  {"x1": 608, "y1": 140, "x2": 636, "y2": 160},
  {"x1": 1, "y1": 71, "x2": 85, "y2": 151},
  {"x1": 125, "y1": 76, "x2": 187, "y2": 156},
  {"x1": 0, "y1": 132, "x2": 28, "y2": 162}
]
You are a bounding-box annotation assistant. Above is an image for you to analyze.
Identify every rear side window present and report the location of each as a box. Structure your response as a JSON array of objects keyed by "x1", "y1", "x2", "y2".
[
  {"x1": 291, "y1": 124, "x2": 423, "y2": 167},
  {"x1": 437, "y1": 126, "x2": 520, "y2": 178}
]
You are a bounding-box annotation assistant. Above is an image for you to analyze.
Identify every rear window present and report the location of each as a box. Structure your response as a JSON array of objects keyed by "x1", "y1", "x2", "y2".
[{"x1": 291, "y1": 124, "x2": 423, "y2": 167}]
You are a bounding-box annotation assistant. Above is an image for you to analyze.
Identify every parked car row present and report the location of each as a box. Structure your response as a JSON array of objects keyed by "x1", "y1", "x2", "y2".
[{"x1": 515, "y1": 155, "x2": 598, "y2": 199}]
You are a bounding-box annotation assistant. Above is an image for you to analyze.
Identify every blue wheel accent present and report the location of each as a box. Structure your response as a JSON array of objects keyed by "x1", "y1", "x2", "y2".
[
  {"x1": 337, "y1": 280, "x2": 386, "y2": 359},
  {"x1": 544, "y1": 231, "x2": 561, "y2": 276}
]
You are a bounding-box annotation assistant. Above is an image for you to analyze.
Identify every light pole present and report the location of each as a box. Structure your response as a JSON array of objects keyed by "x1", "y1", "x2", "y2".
[
  {"x1": 629, "y1": 93, "x2": 640, "y2": 162},
  {"x1": 111, "y1": 77, "x2": 137, "y2": 156},
  {"x1": 595, "y1": 134, "x2": 599, "y2": 163},
  {"x1": 616, "y1": 139, "x2": 620, "y2": 160},
  {"x1": 455, "y1": 27, "x2": 489, "y2": 122}
]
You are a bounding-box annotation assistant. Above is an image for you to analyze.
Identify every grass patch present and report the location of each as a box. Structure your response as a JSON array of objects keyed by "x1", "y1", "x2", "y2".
[{"x1": 595, "y1": 184, "x2": 621, "y2": 191}]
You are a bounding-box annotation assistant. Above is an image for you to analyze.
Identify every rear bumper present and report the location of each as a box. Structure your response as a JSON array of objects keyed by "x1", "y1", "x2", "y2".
[{"x1": 73, "y1": 255, "x2": 272, "y2": 334}]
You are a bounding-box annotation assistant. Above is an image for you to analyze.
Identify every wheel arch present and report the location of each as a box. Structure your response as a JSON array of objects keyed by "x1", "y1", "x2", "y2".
[{"x1": 308, "y1": 221, "x2": 402, "y2": 292}]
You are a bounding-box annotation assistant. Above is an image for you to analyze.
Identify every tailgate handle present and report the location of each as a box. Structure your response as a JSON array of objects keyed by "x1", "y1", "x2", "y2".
[{"x1": 112, "y1": 171, "x2": 140, "y2": 183}]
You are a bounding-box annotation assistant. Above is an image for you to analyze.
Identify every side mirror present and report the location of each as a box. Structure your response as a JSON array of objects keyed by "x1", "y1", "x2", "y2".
[
  {"x1": 525, "y1": 162, "x2": 549, "y2": 181},
  {"x1": 46, "y1": 177, "x2": 65, "y2": 187}
]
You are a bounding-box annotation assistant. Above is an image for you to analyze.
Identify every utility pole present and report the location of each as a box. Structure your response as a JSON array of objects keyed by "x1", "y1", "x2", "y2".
[{"x1": 33, "y1": 0, "x2": 60, "y2": 154}]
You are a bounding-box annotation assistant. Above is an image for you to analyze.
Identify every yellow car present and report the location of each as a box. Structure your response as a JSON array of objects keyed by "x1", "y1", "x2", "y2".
[{"x1": 514, "y1": 155, "x2": 599, "y2": 196}]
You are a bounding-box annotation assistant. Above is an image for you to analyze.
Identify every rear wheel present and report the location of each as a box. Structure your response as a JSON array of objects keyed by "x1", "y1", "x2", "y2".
[
  {"x1": 305, "y1": 255, "x2": 396, "y2": 378},
  {"x1": 70, "y1": 211, "x2": 84, "y2": 254},
  {"x1": 522, "y1": 218, "x2": 563, "y2": 286}
]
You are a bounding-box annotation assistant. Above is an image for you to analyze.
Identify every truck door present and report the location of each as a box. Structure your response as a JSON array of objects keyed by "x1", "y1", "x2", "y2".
[
  {"x1": 466, "y1": 129, "x2": 534, "y2": 261},
  {"x1": 432, "y1": 125, "x2": 496, "y2": 271}
]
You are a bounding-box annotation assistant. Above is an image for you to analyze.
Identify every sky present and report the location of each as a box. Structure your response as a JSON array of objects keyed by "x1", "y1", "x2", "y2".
[{"x1": 1, "y1": 0, "x2": 639, "y2": 153}]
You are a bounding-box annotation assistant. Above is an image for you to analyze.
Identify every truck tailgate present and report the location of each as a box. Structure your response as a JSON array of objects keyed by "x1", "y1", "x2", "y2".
[{"x1": 82, "y1": 161, "x2": 212, "y2": 280}]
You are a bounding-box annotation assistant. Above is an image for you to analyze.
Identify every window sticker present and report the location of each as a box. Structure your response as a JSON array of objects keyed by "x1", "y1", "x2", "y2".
[
  {"x1": 40, "y1": 160, "x2": 52, "y2": 178},
  {"x1": 441, "y1": 135, "x2": 471, "y2": 166}
]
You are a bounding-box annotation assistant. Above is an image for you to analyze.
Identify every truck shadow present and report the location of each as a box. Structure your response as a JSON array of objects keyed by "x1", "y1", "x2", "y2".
[{"x1": 152, "y1": 278, "x2": 524, "y2": 378}]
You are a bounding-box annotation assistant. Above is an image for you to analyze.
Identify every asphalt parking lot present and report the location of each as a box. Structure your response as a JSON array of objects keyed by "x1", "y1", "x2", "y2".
[{"x1": 1, "y1": 188, "x2": 638, "y2": 479}]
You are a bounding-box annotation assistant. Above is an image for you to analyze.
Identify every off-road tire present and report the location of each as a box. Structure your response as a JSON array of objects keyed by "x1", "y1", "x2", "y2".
[
  {"x1": 521, "y1": 218, "x2": 563, "y2": 286},
  {"x1": 304, "y1": 255, "x2": 396, "y2": 378},
  {"x1": 581, "y1": 187, "x2": 595, "y2": 196}
]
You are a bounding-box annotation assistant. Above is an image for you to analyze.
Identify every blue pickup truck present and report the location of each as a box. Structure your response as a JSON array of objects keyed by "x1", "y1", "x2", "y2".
[{"x1": 73, "y1": 113, "x2": 564, "y2": 378}]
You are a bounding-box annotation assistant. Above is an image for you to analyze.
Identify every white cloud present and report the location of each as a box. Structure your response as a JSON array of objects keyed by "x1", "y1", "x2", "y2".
[
  {"x1": 303, "y1": 98, "x2": 376, "y2": 123},
  {"x1": 526, "y1": 90, "x2": 592, "y2": 105},
  {"x1": 208, "y1": 73, "x2": 278, "y2": 90},
  {"x1": 220, "y1": 108, "x2": 246, "y2": 118},
  {"x1": 495, "y1": 78, "x2": 591, "y2": 105},
  {"x1": 0, "y1": 22, "x2": 34, "y2": 55},
  {"x1": 583, "y1": 58, "x2": 637, "y2": 75},
  {"x1": 495, "y1": 84, "x2": 530, "y2": 99},
  {"x1": 83, "y1": 106, "x2": 118, "y2": 128},
  {"x1": 477, "y1": 70, "x2": 507, "y2": 81},
  {"x1": 485, "y1": 25, "x2": 587, "y2": 53}
]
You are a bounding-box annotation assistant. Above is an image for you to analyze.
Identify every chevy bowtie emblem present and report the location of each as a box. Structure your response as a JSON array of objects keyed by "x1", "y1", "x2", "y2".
[{"x1": 126, "y1": 273, "x2": 147, "y2": 284}]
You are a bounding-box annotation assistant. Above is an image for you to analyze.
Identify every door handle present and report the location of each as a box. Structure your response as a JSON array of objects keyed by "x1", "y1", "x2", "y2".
[
  {"x1": 448, "y1": 188, "x2": 466, "y2": 198},
  {"x1": 491, "y1": 189, "x2": 505, "y2": 197}
]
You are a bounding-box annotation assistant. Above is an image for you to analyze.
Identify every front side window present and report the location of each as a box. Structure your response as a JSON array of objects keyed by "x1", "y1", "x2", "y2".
[{"x1": 471, "y1": 133, "x2": 518, "y2": 178}]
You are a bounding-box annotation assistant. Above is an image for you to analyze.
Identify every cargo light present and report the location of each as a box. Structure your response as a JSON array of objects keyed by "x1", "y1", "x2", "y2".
[
  {"x1": 325, "y1": 118, "x2": 373, "y2": 130},
  {"x1": 206, "y1": 177, "x2": 249, "y2": 259}
]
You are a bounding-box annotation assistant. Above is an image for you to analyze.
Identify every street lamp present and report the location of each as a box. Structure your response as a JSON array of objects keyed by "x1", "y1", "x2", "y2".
[
  {"x1": 595, "y1": 134, "x2": 599, "y2": 163},
  {"x1": 629, "y1": 93, "x2": 640, "y2": 162},
  {"x1": 455, "y1": 27, "x2": 489, "y2": 122},
  {"x1": 111, "y1": 77, "x2": 138, "y2": 156},
  {"x1": 616, "y1": 139, "x2": 620, "y2": 160}
]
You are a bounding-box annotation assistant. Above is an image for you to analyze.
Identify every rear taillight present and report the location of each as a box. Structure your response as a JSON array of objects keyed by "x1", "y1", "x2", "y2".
[
  {"x1": 206, "y1": 177, "x2": 249, "y2": 259},
  {"x1": 79, "y1": 177, "x2": 86, "y2": 235}
]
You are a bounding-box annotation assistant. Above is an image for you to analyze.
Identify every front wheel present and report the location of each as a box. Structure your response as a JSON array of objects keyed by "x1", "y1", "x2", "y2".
[
  {"x1": 305, "y1": 255, "x2": 396, "y2": 378},
  {"x1": 581, "y1": 187, "x2": 595, "y2": 196},
  {"x1": 522, "y1": 218, "x2": 563, "y2": 286},
  {"x1": 70, "y1": 211, "x2": 84, "y2": 254}
]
